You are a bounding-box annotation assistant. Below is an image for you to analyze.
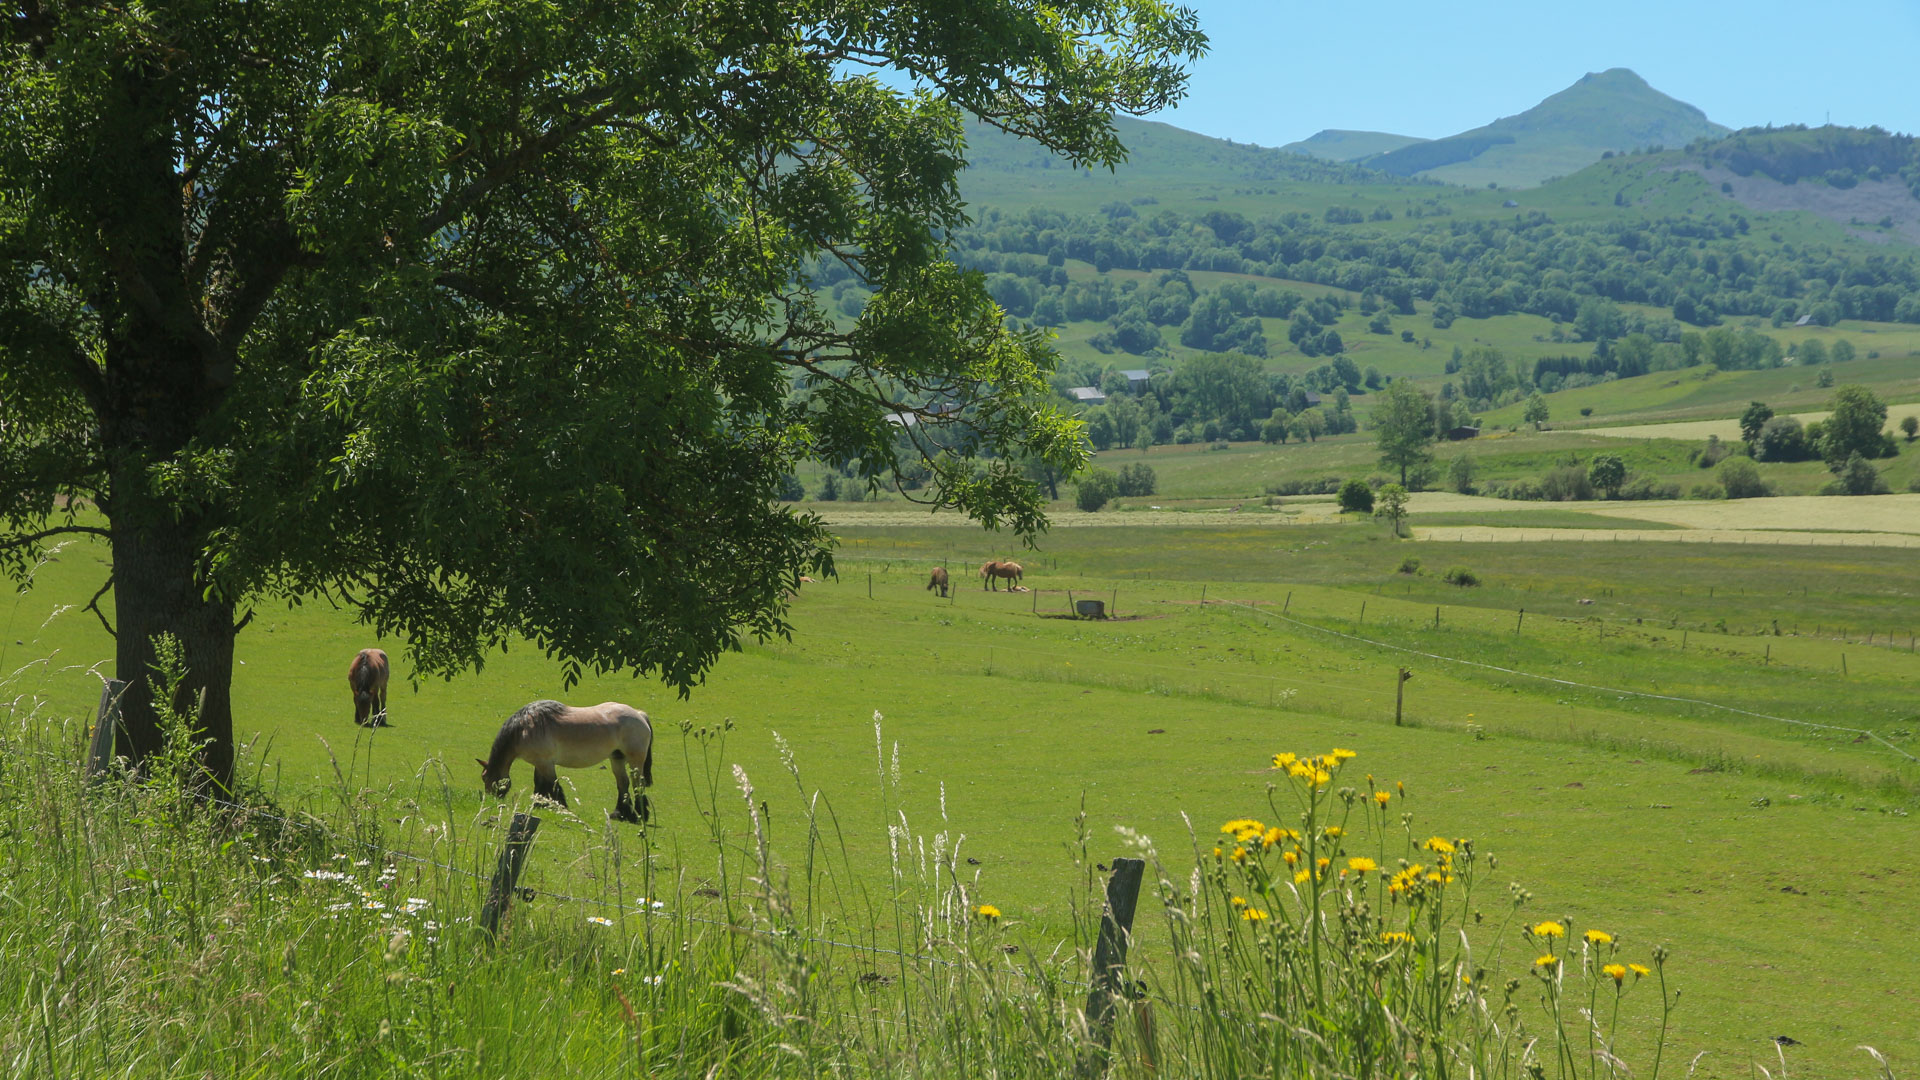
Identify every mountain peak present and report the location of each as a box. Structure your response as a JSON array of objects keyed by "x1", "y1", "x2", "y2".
[{"x1": 1361, "y1": 69, "x2": 1727, "y2": 187}]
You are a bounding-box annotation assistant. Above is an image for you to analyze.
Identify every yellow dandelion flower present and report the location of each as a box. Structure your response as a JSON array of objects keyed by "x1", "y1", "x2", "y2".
[
  {"x1": 1220, "y1": 819, "x2": 1263, "y2": 835},
  {"x1": 1424, "y1": 837, "x2": 1456, "y2": 854},
  {"x1": 1315, "y1": 857, "x2": 1330, "y2": 871},
  {"x1": 1585, "y1": 930, "x2": 1614, "y2": 946},
  {"x1": 1461, "y1": 974, "x2": 1473, "y2": 986},
  {"x1": 1530, "y1": 921, "x2": 1566, "y2": 939},
  {"x1": 1241, "y1": 908, "x2": 1269, "y2": 922},
  {"x1": 1330, "y1": 748, "x2": 1357, "y2": 761},
  {"x1": 1602, "y1": 963, "x2": 1628, "y2": 984},
  {"x1": 1380, "y1": 931, "x2": 1413, "y2": 945},
  {"x1": 612, "y1": 968, "x2": 627, "y2": 976},
  {"x1": 1396, "y1": 781, "x2": 1406, "y2": 797},
  {"x1": 1262, "y1": 827, "x2": 1285, "y2": 849},
  {"x1": 1211, "y1": 846, "x2": 1224, "y2": 859},
  {"x1": 1230, "y1": 846, "x2": 1249, "y2": 864},
  {"x1": 1373, "y1": 791, "x2": 1392, "y2": 806},
  {"x1": 1347, "y1": 857, "x2": 1378, "y2": 874},
  {"x1": 1282, "y1": 850, "x2": 1299, "y2": 866},
  {"x1": 1535, "y1": 954, "x2": 1560, "y2": 969},
  {"x1": 975, "y1": 904, "x2": 1002, "y2": 920},
  {"x1": 1628, "y1": 963, "x2": 1651, "y2": 978},
  {"x1": 1294, "y1": 868, "x2": 1313, "y2": 884},
  {"x1": 1313, "y1": 769, "x2": 1332, "y2": 785},
  {"x1": 1287, "y1": 762, "x2": 1314, "y2": 780},
  {"x1": 1230, "y1": 896, "x2": 1249, "y2": 908},
  {"x1": 1323, "y1": 826, "x2": 1344, "y2": 838},
  {"x1": 1272, "y1": 752, "x2": 1298, "y2": 769}
]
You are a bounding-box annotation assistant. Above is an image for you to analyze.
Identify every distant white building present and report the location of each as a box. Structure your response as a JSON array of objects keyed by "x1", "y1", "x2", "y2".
[
  {"x1": 1119, "y1": 369, "x2": 1152, "y2": 393},
  {"x1": 1068, "y1": 386, "x2": 1108, "y2": 405}
]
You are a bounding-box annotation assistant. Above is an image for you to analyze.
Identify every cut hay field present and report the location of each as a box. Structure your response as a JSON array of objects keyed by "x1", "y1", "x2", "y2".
[
  {"x1": 1576, "y1": 401, "x2": 1920, "y2": 443},
  {"x1": 5, "y1": 519, "x2": 1917, "y2": 1078}
]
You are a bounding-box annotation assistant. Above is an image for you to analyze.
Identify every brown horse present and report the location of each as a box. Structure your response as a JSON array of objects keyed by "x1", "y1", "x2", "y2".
[
  {"x1": 478, "y1": 700, "x2": 654, "y2": 823},
  {"x1": 347, "y1": 648, "x2": 389, "y2": 727},
  {"x1": 927, "y1": 566, "x2": 950, "y2": 597},
  {"x1": 981, "y1": 560, "x2": 1023, "y2": 590}
]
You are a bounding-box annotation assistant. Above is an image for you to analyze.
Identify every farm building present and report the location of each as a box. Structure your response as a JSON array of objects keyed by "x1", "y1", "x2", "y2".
[
  {"x1": 1068, "y1": 386, "x2": 1108, "y2": 405},
  {"x1": 1119, "y1": 369, "x2": 1152, "y2": 393},
  {"x1": 1445, "y1": 425, "x2": 1481, "y2": 440}
]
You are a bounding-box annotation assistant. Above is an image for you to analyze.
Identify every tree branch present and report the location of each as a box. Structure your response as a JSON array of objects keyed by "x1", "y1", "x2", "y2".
[
  {"x1": 0, "y1": 524, "x2": 112, "y2": 551},
  {"x1": 413, "y1": 96, "x2": 631, "y2": 240},
  {"x1": 84, "y1": 572, "x2": 115, "y2": 639}
]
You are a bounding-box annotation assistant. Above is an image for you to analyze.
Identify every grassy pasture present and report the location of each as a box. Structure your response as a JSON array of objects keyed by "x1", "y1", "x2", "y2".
[{"x1": 5, "y1": 520, "x2": 1918, "y2": 1076}]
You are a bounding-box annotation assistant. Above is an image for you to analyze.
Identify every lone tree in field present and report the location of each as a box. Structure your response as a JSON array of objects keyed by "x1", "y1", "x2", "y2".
[
  {"x1": 1373, "y1": 483, "x2": 1409, "y2": 537},
  {"x1": 1820, "y1": 386, "x2": 1888, "y2": 465},
  {"x1": 1370, "y1": 379, "x2": 1435, "y2": 486},
  {"x1": 1587, "y1": 454, "x2": 1627, "y2": 499},
  {"x1": 1903, "y1": 415, "x2": 1920, "y2": 443},
  {"x1": 0, "y1": 1, "x2": 1203, "y2": 788},
  {"x1": 1523, "y1": 392, "x2": 1551, "y2": 430}
]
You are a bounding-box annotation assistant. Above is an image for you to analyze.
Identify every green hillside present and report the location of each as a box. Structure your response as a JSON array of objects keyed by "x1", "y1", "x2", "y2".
[
  {"x1": 1362, "y1": 68, "x2": 1730, "y2": 189},
  {"x1": 1280, "y1": 128, "x2": 1427, "y2": 162}
]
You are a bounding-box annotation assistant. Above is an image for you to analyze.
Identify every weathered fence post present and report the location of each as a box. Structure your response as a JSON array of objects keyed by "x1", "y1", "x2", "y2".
[
  {"x1": 1515, "y1": 609, "x2": 1524, "y2": 636},
  {"x1": 480, "y1": 813, "x2": 541, "y2": 939},
  {"x1": 1358, "y1": 601, "x2": 1366, "y2": 626},
  {"x1": 1078, "y1": 857, "x2": 1146, "y2": 1079},
  {"x1": 1199, "y1": 585, "x2": 1206, "y2": 605},
  {"x1": 1394, "y1": 668, "x2": 1412, "y2": 726},
  {"x1": 1283, "y1": 591, "x2": 1292, "y2": 614},
  {"x1": 86, "y1": 679, "x2": 128, "y2": 780},
  {"x1": 1434, "y1": 606, "x2": 1440, "y2": 631}
]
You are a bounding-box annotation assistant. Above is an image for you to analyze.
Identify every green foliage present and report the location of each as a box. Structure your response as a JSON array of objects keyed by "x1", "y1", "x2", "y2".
[
  {"x1": 1825, "y1": 453, "x2": 1890, "y2": 496},
  {"x1": 1372, "y1": 483, "x2": 1410, "y2": 535},
  {"x1": 1902, "y1": 415, "x2": 1919, "y2": 442},
  {"x1": 1115, "y1": 463, "x2": 1157, "y2": 497},
  {"x1": 1075, "y1": 469, "x2": 1120, "y2": 512},
  {"x1": 1755, "y1": 416, "x2": 1815, "y2": 462},
  {"x1": 1442, "y1": 565, "x2": 1481, "y2": 587},
  {"x1": 1738, "y1": 401, "x2": 1775, "y2": 447},
  {"x1": 1523, "y1": 392, "x2": 1551, "y2": 429},
  {"x1": 1371, "y1": 379, "x2": 1437, "y2": 486},
  {"x1": 1448, "y1": 454, "x2": 1478, "y2": 495},
  {"x1": 1587, "y1": 454, "x2": 1627, "y2": 498},
  {"x1": 0, "y1": 0, "x2": 1203, "y2": 775},
  {"x1": 1821, "y1": 386, "x2": 1890, "y2": 463},
  {"x1": 1336, "y1": 478, "x2": 1374, "y2": 513},
  {"x1": 1396, "y1": 556, "x2": 1423, "y2": 575},
  {"x1": 1717, "y1": 458, "x2": 1771, "y2": 499}
]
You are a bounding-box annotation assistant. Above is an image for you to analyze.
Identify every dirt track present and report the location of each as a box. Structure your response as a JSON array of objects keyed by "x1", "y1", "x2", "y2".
[{"x1": 1412, "y1": 526, "x2": 1920, "y2": 548}]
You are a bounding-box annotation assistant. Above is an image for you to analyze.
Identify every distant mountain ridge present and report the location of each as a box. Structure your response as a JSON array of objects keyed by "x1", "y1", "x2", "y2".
[
  {"x1": 1280, "y1": 129, "x2": 1427, "y2": 162},
  {"x1": 1361, "y1": 68, "x2": 1729, "y2": 188}
]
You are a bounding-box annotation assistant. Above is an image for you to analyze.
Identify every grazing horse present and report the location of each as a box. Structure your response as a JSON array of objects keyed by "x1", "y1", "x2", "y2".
[
  {"x1": 347, "y1": 648, "x2": 389, "y2": 727},
  {"x1": 927, "y1": 566, "x2": 950, "y2": 597},
  {"x1": 478, "y1": 700, "x2": 654, "y2": 823},
  {"x1": 981, "y1": 560, "x2": 1023, "y2": 591}
]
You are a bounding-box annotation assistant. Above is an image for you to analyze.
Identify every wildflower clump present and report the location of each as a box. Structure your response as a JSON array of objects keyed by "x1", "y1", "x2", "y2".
[{"x1": 1151, "y1": 746, "x2": 1678, "y2": 1080}]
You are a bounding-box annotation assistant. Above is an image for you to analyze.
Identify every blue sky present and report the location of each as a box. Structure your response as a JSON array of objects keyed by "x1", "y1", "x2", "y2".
[{"x1": 1152, "y1": 0, "x2": 1920, "y2": 145}]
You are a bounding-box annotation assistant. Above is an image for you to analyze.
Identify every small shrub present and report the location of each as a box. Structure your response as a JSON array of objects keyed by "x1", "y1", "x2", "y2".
[
  {"x1": 1397, "y1": 556, "x2": 1422, "y2": 575},
  {"x1": 1442, "y1": 566, "x2": 1479, "y2": 587},
  {"x1": 1539, "y1": 465, "x2": 1594, "y2": 502},
  {"x1": 1718, "y1": 457, "x2": 1771, "y2": 499},
  {"x1": 1579, "y1": 406, "x2": 1593, "y2": 417},
  {"x1": 1115, "y1": 463, "x2": 1157, "y2": 497},
  {"x1": 1075, "y1": 469, "x2": 1119, "y2": 512},
  {"x1": 1337, "y1": 478, "x2": 1374, "y2": 513}
]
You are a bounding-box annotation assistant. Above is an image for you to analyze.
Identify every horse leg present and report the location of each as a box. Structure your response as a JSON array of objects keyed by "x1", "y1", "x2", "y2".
[
  {"x1": 532, "y1": 765, "x2": 568, "y2": 807},
  {"x1": 610, "y1": 753, "x2": 641, "y2": 823}
]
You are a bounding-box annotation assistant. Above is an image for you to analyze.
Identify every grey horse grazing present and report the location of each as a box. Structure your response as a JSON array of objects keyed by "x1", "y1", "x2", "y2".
[
  {"x1": 927, "y1": 566, "x2": 950, "y2": 597},
  {"x1": 478, "y1": 700, "x2": 654, "y2": 823},
  {"x1": 348, "y1": 648, "x2": 389, "y2": 727}
]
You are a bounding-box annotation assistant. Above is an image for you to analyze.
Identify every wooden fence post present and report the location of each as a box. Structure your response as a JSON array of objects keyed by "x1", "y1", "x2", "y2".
[
  {"x1": 1077, "y1": 857, "x2": 1146, "y2": 1079},
  {"x1": 86, "y1": 679, "x2": 128, "y2": 780},
  {"x1": 1433, "y1": 606, "x2": 1440, "y2": 631},
  {"x1": 1515, "y1": 609, "x2": 1524, "y2": 636},
  {"x1": 1283, "y1": 591, "x2": 1291, "y2": 614},
  {"x1": 1358, "y1": 601, "x2": 1366, "y2": 626},
  {"x1": 1394, "y1": 668, "x2": 1411, "y2": 727},
  {"x1": 480, "y1": 812, "x2": 541, "y2": 939}
]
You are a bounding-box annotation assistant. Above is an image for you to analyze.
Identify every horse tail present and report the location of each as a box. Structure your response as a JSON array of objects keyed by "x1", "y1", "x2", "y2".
[{"x1": 642, "y1": 745, "x2": 653, "y2": 786}]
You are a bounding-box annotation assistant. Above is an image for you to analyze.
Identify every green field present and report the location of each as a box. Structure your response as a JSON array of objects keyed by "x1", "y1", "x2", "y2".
[{"x1": 8, "y1": 518, "x2": 1917, "y2": 1078}]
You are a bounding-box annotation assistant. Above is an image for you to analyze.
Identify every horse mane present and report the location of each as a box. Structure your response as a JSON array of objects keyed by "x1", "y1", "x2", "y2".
[{"x1": 486, "y1": 699, "x2": 566, "y2": 775}]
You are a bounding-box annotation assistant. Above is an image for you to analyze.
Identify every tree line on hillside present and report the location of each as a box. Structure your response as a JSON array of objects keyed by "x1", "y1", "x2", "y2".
[{"x1": 948, "y1": 202, "x2": 1920, "y2": 328}]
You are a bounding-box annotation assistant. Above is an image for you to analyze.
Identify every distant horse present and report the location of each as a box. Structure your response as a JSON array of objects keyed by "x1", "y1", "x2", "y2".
[
  {"x1": 927, "y1": 566, "x2": 950, "y2": 597},
  {"x1": 478, "y1": 700, "x2": 654, "y2": 823},
  {"x1": 981, "y1": 560, "x2": 1023, "y2": 591},
  {"x1": 348, "y1": 648, "x2": 389, "y2": 727}
]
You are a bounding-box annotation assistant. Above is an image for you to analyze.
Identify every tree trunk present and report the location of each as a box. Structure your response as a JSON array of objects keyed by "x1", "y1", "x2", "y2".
[{"x1": 109, "y1": 491, "x2": 237, "y2": 791}]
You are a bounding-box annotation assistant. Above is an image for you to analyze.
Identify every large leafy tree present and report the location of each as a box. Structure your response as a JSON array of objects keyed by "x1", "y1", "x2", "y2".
[
  {"x1": 1369, "y1": 378, "x2": 1434, "y2": 486},
  {"x1": 1, "y1": 0, "x2": 1204, "y2": 786}
]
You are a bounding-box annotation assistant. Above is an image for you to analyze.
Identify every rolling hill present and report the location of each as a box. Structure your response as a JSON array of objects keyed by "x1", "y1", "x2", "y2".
[
  {"x1": 1281, "y1": 128, "x2": 1427, "y2": 162},
  {"x1": 1360, "y1": 68, "x2": 1729, "y2": 189}
]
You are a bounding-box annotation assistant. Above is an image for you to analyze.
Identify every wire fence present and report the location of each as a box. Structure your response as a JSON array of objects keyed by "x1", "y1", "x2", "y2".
[{"x1": 1208, "y1": 599, "x2": 1920, "y2": 765}]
